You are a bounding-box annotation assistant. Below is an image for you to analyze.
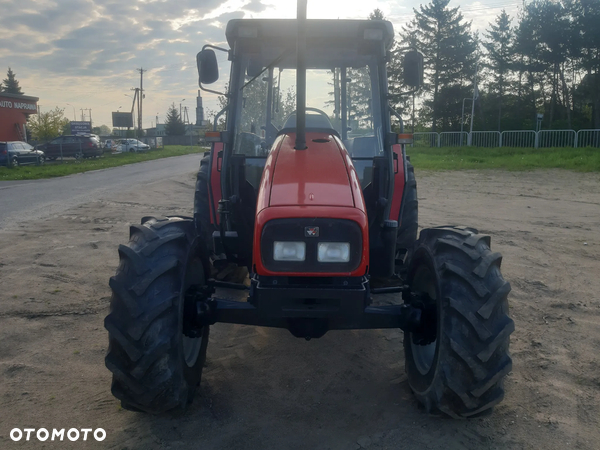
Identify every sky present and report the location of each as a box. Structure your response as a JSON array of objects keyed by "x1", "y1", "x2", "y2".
[{"x1": 0, "y1": 0, "x2": 523, "y2": 131}]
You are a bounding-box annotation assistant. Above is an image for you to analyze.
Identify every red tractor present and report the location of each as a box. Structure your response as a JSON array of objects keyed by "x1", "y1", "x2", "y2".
[{"x1": 105, "y1": 2, "x2": 513, "y2": 418}]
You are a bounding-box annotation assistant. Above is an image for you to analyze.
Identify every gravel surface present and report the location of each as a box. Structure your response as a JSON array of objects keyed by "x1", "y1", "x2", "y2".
[{"x1": 0, "y1": 166, "x2": 599, "y2": 449}]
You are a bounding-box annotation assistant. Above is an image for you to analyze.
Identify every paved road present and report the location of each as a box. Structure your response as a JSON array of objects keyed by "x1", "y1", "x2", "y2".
[{"x1": 0, "y1": 154, "x2": 202, "y2": 230}]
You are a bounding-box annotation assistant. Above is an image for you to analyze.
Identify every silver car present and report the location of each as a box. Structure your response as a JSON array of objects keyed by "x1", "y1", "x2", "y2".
[{"x1": 117, "y1": 139, "x2": 151, "y2": 153}]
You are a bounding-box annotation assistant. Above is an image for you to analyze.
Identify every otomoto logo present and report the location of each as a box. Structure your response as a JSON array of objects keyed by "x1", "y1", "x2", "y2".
[{"x1": 9, "y1": 428, "x2": 106, "y2": 442}]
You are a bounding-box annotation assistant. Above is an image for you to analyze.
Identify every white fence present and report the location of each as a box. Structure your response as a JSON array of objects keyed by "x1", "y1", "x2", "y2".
[
  {"x1": 576, "y1": 130, "x2": 600, "y2": 148},
  {"x1": 413, "y1": 132, "x2": 439, "y2": 148},
  {"x1": 470, "y1": 131, "x2": 501, "y2": 147},
  {"x1": 537, "y1": 130, "x2": 577, "y2": 148},
  {"x1": 412, "y1": 129, "x2": 600, "y2": 148},
  {"x1": 501, "y1": 130, "x2": 536, "y2": 148},
  {"x1": 440, "y1": 131, "x2": 468, "y2": 147}
]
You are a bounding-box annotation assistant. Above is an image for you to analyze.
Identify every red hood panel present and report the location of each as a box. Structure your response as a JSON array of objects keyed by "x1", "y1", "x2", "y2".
[{"x1": 269, "y1": 132, "x2": 354, "y2": 207}]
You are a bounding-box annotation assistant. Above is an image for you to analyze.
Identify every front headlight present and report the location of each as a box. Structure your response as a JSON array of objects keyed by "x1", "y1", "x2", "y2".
[
  {"x1": 274, "y1": 241, "x2": 306, "y2": 261},
  {"x1": 318, "y1": 242, "x2": 350, "y2": 263}
]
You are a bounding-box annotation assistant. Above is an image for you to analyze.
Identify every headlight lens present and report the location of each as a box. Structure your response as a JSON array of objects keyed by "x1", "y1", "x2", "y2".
[
  {"x1": 273, "y1": 241, "x2": 306, "y2": 261},
  {"x1": 318, "y1": 242, "x2": 350, "y2": 263}
]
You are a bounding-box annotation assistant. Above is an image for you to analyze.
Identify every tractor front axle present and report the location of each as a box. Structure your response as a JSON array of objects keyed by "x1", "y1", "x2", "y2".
[{"x1": 184, "y1": 277, "x2": 427, "y2": 340}]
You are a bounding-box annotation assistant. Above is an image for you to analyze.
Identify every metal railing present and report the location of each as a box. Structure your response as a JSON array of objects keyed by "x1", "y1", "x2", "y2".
[
  {"x1": 577, "y1": 130, "x2": 600, "y2": 148},
  {"x1": 470, "y1": 131, "x2": 501, "y2": 148},
  {"x1": 500, "y1": 130, "x2": 536, "y2": 148},
  {"x1": 537, "y1": 130, "x2": 577, "y2": 148},
  {"x1": 413, "y1": 132, "x2": 439, "y2": 148},
  {"x1": 440, "y1": 131, "x2": 468, "y2": 147},
  {"x1": 411, "y1": 129, "x2": 600, "y2": 148}
]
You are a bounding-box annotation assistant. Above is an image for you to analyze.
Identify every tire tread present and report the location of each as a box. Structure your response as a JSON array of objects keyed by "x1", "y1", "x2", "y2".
[{"x1": 405, "y1": 226, "x2": 513, "y2": 418}]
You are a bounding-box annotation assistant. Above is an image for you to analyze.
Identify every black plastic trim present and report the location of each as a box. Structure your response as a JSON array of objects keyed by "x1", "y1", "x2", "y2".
[{"x1": 261, "y1": 218, "x2": 362, "y2": 273}]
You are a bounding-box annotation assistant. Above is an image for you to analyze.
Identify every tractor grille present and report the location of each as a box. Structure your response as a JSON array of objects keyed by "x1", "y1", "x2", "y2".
[{"x1": 261, "y1": 218, "x2": 362, "y2": 273}]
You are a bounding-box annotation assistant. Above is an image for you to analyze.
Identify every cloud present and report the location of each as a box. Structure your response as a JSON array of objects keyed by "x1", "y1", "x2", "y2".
[
  {"x1": 242, "y1": 0, "x2": 268, "y2": 13},
  {"x1": 0, "y1": 0, "x2": 521, "y2": 128}
]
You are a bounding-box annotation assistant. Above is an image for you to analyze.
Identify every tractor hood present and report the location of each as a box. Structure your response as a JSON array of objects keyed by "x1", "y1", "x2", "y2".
[{"x1": 267, "y1": 132, "x2": 356, "y2": 208}]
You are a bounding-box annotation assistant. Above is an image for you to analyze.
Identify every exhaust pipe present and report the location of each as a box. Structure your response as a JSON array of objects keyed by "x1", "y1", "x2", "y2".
[{"x1": 294, "y1": 0, "x2": 307, "y2": 150}]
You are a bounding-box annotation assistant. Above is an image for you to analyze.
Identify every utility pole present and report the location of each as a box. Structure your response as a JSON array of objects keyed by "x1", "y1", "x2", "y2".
[
  {"x1": 184, "y1": 106, "x2": 193, "y2": 146},
  {"x1": 137, "y1": 68, "x2": 146, "y2": 135},
  {"x1": 80, "y1": 108, "x2": 85, "y2": 121}
]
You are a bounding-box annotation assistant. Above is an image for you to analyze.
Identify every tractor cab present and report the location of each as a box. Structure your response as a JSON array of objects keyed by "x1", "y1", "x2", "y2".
[
  {"x1": 201, "y1": 18, "x2": 395, "y2": 183},
  {"x1": 198, "y1": 18, "x2": 409, "y2": 278}
]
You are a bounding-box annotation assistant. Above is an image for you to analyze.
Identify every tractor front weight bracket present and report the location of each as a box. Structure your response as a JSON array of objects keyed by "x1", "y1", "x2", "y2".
[{"x1": 183, "y1": 279, "x2": 427, "y2": 340}]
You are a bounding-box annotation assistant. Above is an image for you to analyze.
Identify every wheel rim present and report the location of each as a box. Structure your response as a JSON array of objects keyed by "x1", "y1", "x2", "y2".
[
  {"x1": 410, "y1": 264, "x2": 438, "y2": 375},
  {"x1": 181, "y1": 253, "x2": 204, "y2": 367},
  {"x1": 12, "y1": 158, "x2": 18, "y2": 167}
]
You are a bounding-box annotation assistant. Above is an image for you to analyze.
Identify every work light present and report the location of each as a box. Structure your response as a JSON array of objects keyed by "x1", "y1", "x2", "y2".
[
  {"x1": 273, "y1": 241, "x2": 306, "y2": 261},
  {"x1": 318, "y1": 242, "x2": 350, "y2": 263}
]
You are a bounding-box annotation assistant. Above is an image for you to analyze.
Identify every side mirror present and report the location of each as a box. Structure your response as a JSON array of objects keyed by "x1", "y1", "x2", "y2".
[
  {"x1": 197, "y1": 49, "x2": 219, "y2": 85},
  {"x1": 403, "y1": 50, "x2": 424, "y2": 89}
]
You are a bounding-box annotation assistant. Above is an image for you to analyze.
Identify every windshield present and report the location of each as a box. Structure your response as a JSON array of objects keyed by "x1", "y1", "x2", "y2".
[{"x1": 232, "y1": 59, "x2": 384, "y2": 159}]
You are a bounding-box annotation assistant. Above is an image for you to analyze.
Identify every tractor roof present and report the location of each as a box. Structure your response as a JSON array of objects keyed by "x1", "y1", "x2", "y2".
[{"x1": 226, "y1": 19, "x2": 394, "y2": 68}]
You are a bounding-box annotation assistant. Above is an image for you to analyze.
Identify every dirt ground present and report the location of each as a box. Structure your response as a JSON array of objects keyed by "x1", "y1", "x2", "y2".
[{"x1": 1, "y1": 168, "x2": 599, "y2": 449}]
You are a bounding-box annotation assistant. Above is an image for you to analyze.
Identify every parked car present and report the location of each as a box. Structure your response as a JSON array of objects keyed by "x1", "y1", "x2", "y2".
[
  {"x1": 117, "y1": 139, "x2": 150, "y2": 153},
  {"x1": 38, "y1": 135, "x2": 102, "y2": 160},
  {"x1": 0, "y1": 141, "x2": 46, "y2": 167},
  {"x1": 103, "y1": 139, "x2": 118, "y2": 153}
]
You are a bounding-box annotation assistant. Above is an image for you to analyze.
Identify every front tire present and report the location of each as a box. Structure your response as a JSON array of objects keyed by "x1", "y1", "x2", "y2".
[
  {"x1": 404, "y1": 226, "x2": 513, "y2": 418},
  {"x1": 105, "y1": 217, "x2": 210, "y2": 414}
]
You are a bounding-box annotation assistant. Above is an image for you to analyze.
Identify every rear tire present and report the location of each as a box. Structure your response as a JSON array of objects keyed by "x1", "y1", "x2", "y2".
[
  {"x1": 404, "y1": 226, "x2": 513, "y2": 418},
  {"x1": 10, "y1": 157, "x2": 18, "y2": 168},
  {"x1": 105, "y1": 217, "x2": 210, "y2": 414}
]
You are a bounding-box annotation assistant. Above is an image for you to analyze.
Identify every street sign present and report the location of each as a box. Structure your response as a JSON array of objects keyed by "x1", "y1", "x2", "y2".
[
  {"x1": 70, "y1": 121, "x2": 92, "y2": 135},
  {"x1": 112, "y1": 112, "x2": 134, "y2": 128}
]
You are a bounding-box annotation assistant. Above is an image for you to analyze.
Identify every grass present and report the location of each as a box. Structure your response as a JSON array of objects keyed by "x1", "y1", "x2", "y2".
[
  {"x1": 0, "y1": 146, "x2": 207, "y2": 181},
  {"x1": 2, "y1": 145, "x2": 599, "y2": 179},
  {"x1": 408, "y1": 146, "x2": 600, "y2": 171}
]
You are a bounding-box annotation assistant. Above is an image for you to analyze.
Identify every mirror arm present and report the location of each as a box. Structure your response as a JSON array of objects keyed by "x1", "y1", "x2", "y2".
[
  {"x1": 213, "y1": 105, "x2": 229, "y2": 132},
  {"x1": 392, "y1": 89, "x2": 420, "y2": 97},
  {"x1": 394, "y1": 45, "x2": 419, "y2": 53},
  {"x1": 388, "y1": 105, "x2": 404, "y2": 133},
  {"x1": 200, "y1": 84, "x2": 230, "y2": 97}
]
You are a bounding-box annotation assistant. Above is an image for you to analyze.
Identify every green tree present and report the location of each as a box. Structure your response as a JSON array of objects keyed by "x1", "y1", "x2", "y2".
[
  {"x1": 92, "y1": 125, "x2": 111, "y2": 135},
  {"x1": 369, "y1": 8, "x2": 385, "y2": 20},
  {"x1": 27, "y1": 107, "x2": 70, "y2": 141},
  {"x1": 2, "y1": 67, "x2": 23, "y2": 94},
  {"x1": 569, "y1": 0, "x2": 600, "y2": 128},
  {"x1": 165, "y1": 103, "x2": 186, "y2": 136},
  {"x1": 402, "y1": 0, "x2": 478, "y2": 131},
  {"x1": 483, "y1": 10, "x2": 514, "y2": 131}
]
